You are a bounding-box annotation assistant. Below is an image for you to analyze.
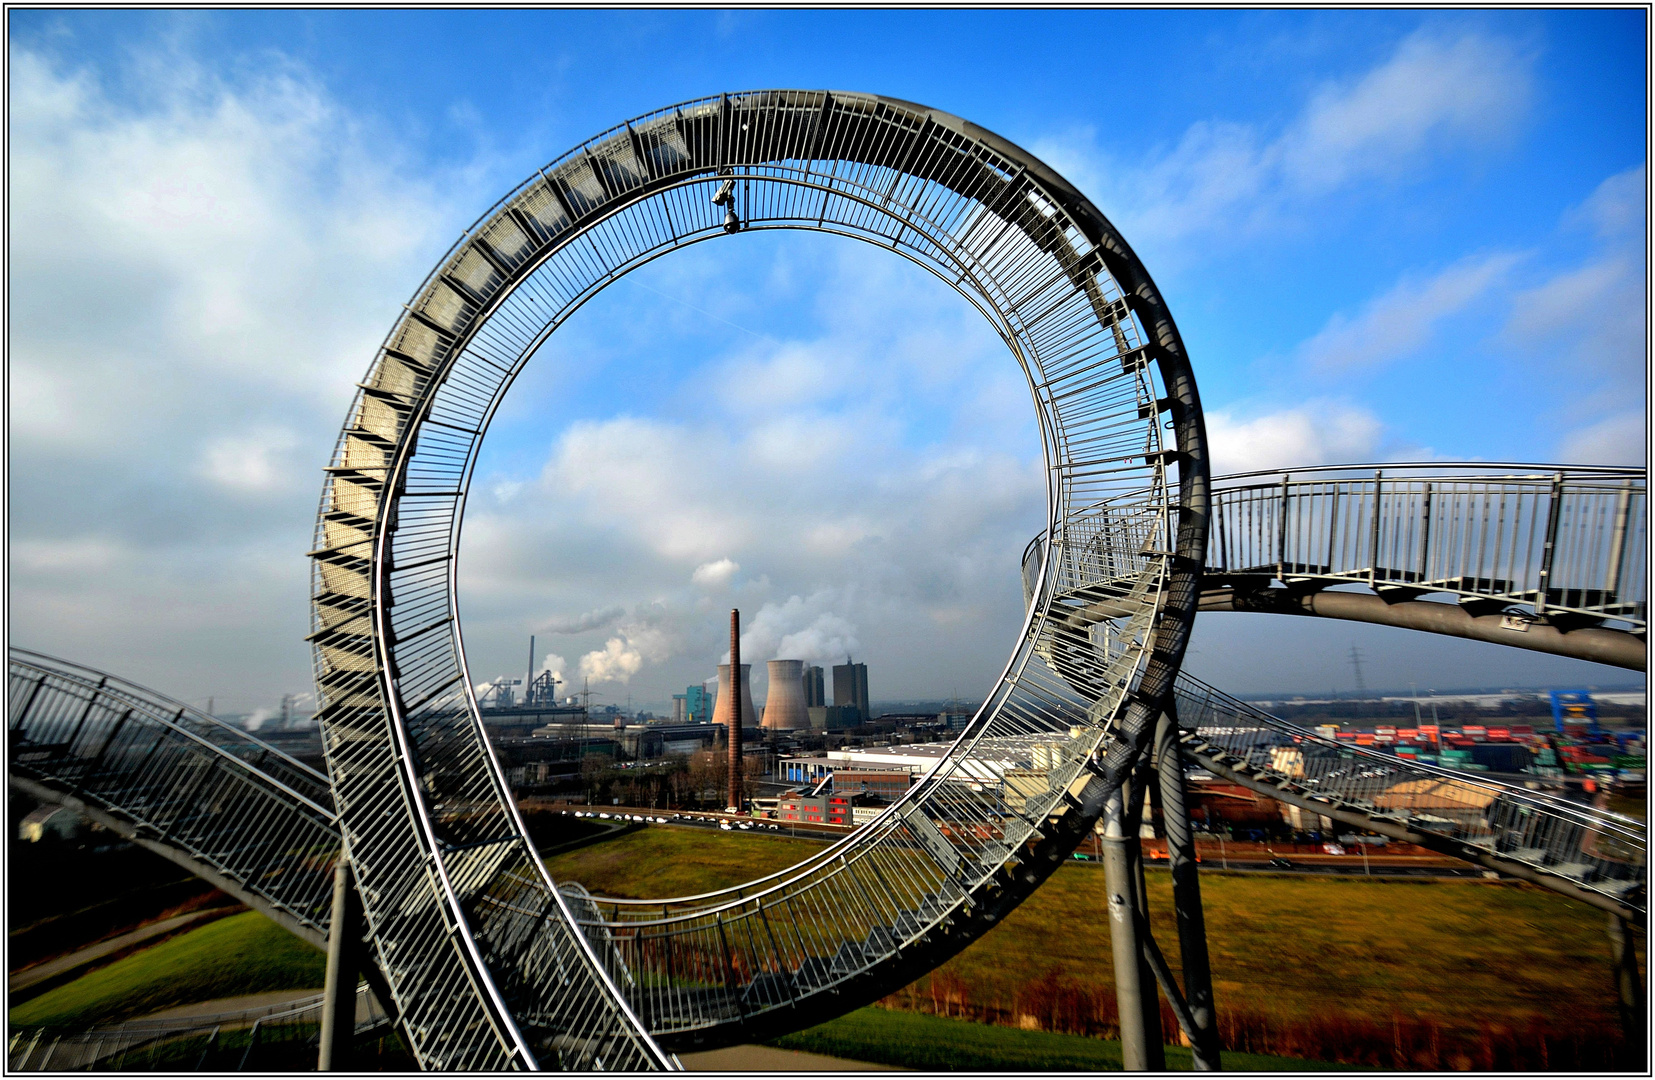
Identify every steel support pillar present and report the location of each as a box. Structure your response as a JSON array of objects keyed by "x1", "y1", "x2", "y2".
[
  {"x1": 1124, "y1": 765, "x2": 1168, "y2": 1069},
  {"x1": 318, "y1": 845, "x2": 362, "y2": 1071},
  {"x1": 1156, "y1": 709, "x2": 1222, "y2": 1070},
  {"x1": 1607, "y1": 914, "x2": 1645, "y2": 1068},
  {"x1": 1103, "y1": 781, "x2": 1157, "y2": 1070}
]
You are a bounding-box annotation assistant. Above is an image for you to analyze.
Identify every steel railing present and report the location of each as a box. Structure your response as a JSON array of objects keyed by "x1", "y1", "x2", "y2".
[
  {"x1": 1207, "y1": 464, "x2": 1646, "y2": 628},
  {"x1": 7, "y1": 983, "x2": 390, "y2": 1072},
  {"x1": 7, "y1": 649, "x2": 341, "y2": 943},
  {"x1": 1169, "y1": 672, "x2": 1646, "y2": 915}
]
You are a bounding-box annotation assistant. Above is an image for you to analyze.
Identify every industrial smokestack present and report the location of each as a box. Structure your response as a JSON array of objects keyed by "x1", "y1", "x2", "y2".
[
  {"x1": 762, "y1": 660, "x2": 810, "y2": 730},
  {"x1": 725, "y1": 610, "x2": 746, "y2": 811}
]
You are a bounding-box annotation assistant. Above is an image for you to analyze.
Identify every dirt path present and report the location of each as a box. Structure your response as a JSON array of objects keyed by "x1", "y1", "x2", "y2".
[
  {"x1": 133, "y1": 990, "x2": 324, "y2": 1023},
  {"x1": 679, "y1": 1045, "x2": 903, "y2": 1071},
  {"x1": 9, "y1": 908, "x2": 235, "y2": 997}
]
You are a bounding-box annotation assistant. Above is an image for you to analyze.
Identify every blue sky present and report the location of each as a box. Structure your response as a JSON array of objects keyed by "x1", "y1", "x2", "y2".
[{"x1": 8, "y1": 9, "x2": 1646, "y2": 713}]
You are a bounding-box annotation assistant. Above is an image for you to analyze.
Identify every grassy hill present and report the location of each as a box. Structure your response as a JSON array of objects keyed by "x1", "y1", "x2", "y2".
[
  {"x1": 544, "y1": 820, "x2": 1637, "y2": 1069},
  {"x1": 9, "y1": 911, "x2": 325, "y2": 1030}
]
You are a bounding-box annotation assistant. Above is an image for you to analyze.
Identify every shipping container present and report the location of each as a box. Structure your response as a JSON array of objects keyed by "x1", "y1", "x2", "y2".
[{"x1": 1468, "y1": 743, "x2": 1533, "y2": 772}]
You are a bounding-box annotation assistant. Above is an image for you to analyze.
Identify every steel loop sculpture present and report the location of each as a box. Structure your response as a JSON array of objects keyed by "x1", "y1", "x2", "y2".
[
  {"x1": 305, "y1": 90, "x2": 1204, "y2": 1068},
  {"x1": 6, "y1": 91, "x2": 1644, "y2": 1075}
]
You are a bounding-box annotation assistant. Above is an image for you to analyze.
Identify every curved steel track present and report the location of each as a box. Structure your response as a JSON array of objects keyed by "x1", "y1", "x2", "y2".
[{"x1": 305, "y1": 89, "x2": 1204, "y2": 1067}]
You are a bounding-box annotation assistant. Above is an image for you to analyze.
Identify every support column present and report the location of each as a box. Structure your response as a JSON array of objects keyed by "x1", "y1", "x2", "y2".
[
  {"x1": 319, "y1": 843, "x2": 362, "y2": 1071},
  {"x1": 1607, "y1": 914, "x2": 1645, "y2": 1068},
  {"x1": 1125, "y1": 762, "x2": 1167, "y2": 1069},
  {"x1": 1103, "y1": 781, "x2": 1153, "y2": 1070},
  {"x1": 1156, "y1": 709, "x2": 1222, "y2": 1070}
]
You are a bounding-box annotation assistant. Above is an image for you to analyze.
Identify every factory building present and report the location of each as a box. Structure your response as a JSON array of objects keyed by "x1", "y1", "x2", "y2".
[
  {"x1": 807, "y1": 705, "x2": 860, "y2": 730},
  {"x1": 777, "y1": 790, "x2": 855, "y2": 826},
  {"x1": 671, "y1": 684, "x2": 713, "y2": 725},
  {"x1": 762, "y1": 660, "x2": 811, "y2": 730},
  {"x1": 833, "y1": 659, "x2": 869, "y2": 722},
  {"x1": 803, "y1": 665, "x2": 825, "y2": 708}
]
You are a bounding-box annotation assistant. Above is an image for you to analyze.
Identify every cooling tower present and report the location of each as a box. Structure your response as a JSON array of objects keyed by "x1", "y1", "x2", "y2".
[
  {"x1": 711, "y1": 663, "x2": 757, "y2": 735},
  {"x1": 762, "y1": 660, "x2": 810, "y2": 730}
]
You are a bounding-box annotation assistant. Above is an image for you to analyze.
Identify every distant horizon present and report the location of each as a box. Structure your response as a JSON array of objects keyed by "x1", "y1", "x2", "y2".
[{"x1": 216, "y1": 679, "x2": 1645, "y2": 723}]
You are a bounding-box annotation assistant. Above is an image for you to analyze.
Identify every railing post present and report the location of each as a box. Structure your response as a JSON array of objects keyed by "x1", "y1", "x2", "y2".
[
  {"x1": 1536, "y1": 472, "x2": 1565, "y2": 616},
  {"x1": 14, "y1": 674, "x2": 49, "y2": 741},
  {"x1": 1102, "y1": 780, "x2": 1154, "y2": 1070},
  {"x1": 1604, "y1": 481, "x2": 1634, "y2": 599},
  {"x1": 1155, "y1": 710, "x2": 1222, "y2": 1070},
  {"x1": 1368, "y1": 470, "x2": 1383, "y2": 587},
  {"x1": 1607, "y1": 914, "x2": 1645, "y2": 1067},
  {"x1": 1213, "y1": 493, "x2": 1228, "y2": 572},
  {"x1": 1418, "y1": 483, "x2": 1433, "y2": 581},
  {"x1": 1326, "y1": 487, "x2": 1340, "y2": 573},
  {"x1": 319, "y1": 840, "x2": 363, "y2": 1071},
  {"x1": 1275, "y1": 475, "x2": 1289, "y2": 581}
]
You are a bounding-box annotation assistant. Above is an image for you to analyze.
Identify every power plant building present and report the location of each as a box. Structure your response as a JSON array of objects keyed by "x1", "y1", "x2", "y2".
[
  {"x1": 710, "y1": 664, "x2": 758, "y2": 734},
  {"x1": 802, "y1": 665, "x2": 825, "y2": 708},
  {"x1": 808, "y1": 706, "x2": 860, "y2": 730},
  {"x1": 833, "y1": 660, "x2": 869, "y2": 721},
  {"x1": 762, "y1": 660, "x2": 811, "y2": 730}
]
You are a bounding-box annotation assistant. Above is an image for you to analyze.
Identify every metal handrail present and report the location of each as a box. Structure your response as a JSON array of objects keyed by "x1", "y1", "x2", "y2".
[
  {"x1": 10, "y1": 648, "x2": 334, "y2": 812},
  {"x1": 8, "y1": 651, "x2": 342, "y2": 941}
]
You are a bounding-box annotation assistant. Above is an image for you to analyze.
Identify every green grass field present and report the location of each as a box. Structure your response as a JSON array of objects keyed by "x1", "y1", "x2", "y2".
[
  {"x1": 8, "y1": 911, "x2": 326, "y2": 1029},
  {"x1": 542, "y1": 822, "x2": 822, "y2": 898},
  {"x1": 14, "y1": 820, "x2": 1635, "y2": 1070},
  {"x1": 546, "y1": 823, "x2": 1636, "y2": 1041},
  {"x1": 769, "y1": 1006, "x2": 1350, "y2": 1071}
]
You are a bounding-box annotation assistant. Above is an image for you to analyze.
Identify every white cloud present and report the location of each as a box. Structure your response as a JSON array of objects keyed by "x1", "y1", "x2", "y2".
[
  {"x1": 10, "y1": 537, "x2": 131, "y2": 575},
  {"x1": 733, "y1": 593, "x2": 860, "y2": 666},
  {"x1": 579, "y1": 637, "x2": 643, "y2": 684},
  {"x1": 1559, "y1": 413, "x2": 1645, "y2": 466},
  {"x1": 1502, "y1": 166, "x2": 1646, "y2": 458},
  {"x1": 1278, "y1": 33, "x2": 1530, "y2": 193},
  {"x1": 1299, "y1": 253, "x2": 1521, "y2": 372},
  {"x1": 1207, "y1": 403, "x2": 1385, "y2": 475},
  {"x1": 1507, "y1": 167, "x2": 1646, "y2": 382},
  {"x1": 691, "y1": 558, "x2": 740, "y2": 588},
  {"x1": 460, "y1": 238, "x2": 1046, "y2": 706},
  {"x1": 6, "y1": 41, "x2": 476, "y2": 710},
  {"x1": 777, "y1": 614, "x2": 861, "y2": 667},
  {"x1": 538, "y1": 606, "x2": 625, "y2": 635},
  {"x1": 198, "y1": 427, "x2": 303, "y2": 494},
  {"x1": 1034, "y1": 30, "x2": 1533, "y2": 253},
  {"x1": 1568, "y1": 164, "x2": 1646, "y2": 241}
]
